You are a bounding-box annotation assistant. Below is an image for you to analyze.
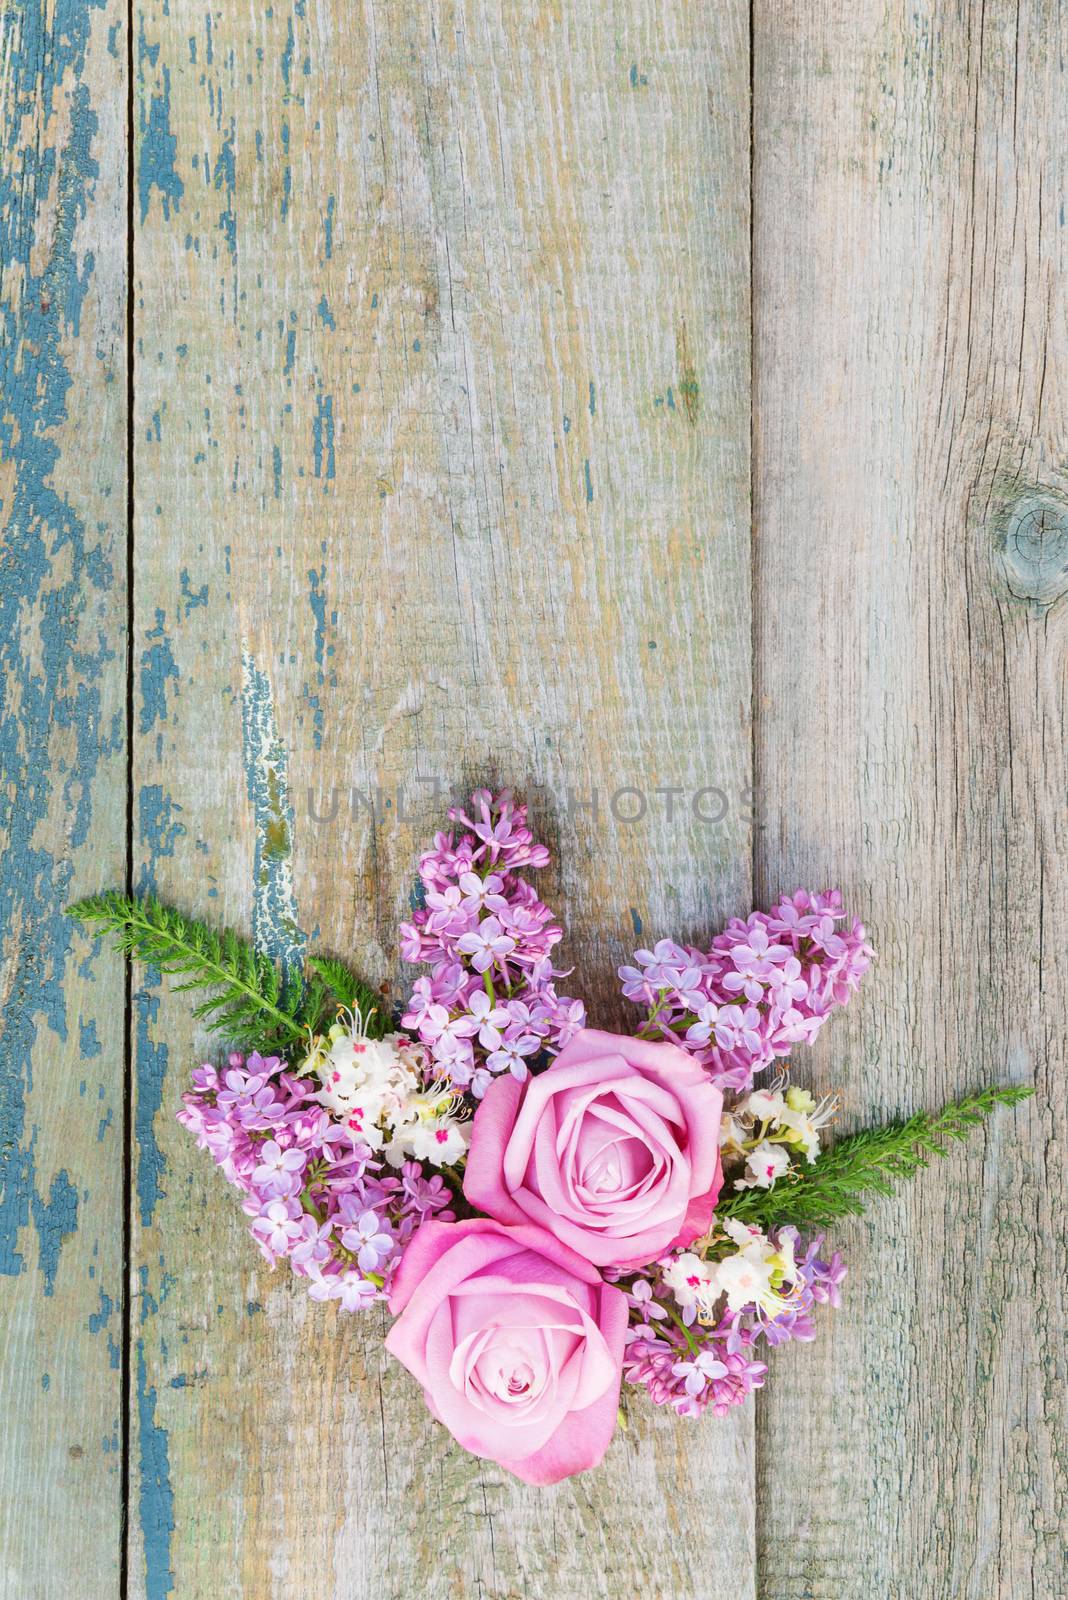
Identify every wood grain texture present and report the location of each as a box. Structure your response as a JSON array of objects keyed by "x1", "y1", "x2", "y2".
[
  {"x1": 753, "y1": 2, "x2": 1067, "y2": 1595},
  {"x1": 0, "y1": 2, "x2": 127, "y2": 1596},
  {"x1": 131, "y1": 2, "x2": 753, "y2": 1597}
]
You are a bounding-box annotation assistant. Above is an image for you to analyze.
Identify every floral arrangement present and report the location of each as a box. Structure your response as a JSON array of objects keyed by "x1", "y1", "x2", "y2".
[{"x1": 70, "y1": 789, "x2": 1030, "y2": 1485}]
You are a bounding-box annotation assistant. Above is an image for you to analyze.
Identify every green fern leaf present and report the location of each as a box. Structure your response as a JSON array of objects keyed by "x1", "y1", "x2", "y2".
[
  {"x1": 68, "y1": 892, "x2": 308, "y2": 1050},
  {"x1": 716, "y1": 1084, "x2": 1034, "y2": 1231},
  {"x1": 306, "y1": 954, "x2": 391, "y2": 1038},
  {"x1": 68, "y1": 892, "x2": 395, "y2": 1054}
]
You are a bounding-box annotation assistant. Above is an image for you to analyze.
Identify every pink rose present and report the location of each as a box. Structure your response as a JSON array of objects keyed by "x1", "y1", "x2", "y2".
[
  {"x1": 464, "y1": 1027, "x2": 724, "y2": 1270},
  {"x1": 385, "y1": 1217, "x2": 627, "y2": 1485}
]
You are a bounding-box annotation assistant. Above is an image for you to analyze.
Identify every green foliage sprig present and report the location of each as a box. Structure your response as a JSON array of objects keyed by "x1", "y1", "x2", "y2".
[
  {"x1": 305, "y1": 954, "x2": 386, "y2": 1037},
  {"x1": 717, "y1": 1084, "x2": 1034, "y2": 1231},
  {"x1": 67, "y1": 892, "x2": 390, "y2": 1052}
]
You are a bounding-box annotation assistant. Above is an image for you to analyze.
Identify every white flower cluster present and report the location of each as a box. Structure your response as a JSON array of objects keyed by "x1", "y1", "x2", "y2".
[
  {"x1": 302, "y1": 1020, "x2": 469, "y2": 1167},
  {"x1": 662, "y1": 1219, "x2": 801, "y2": 1320},
  {"x1": 720, "y1": 1083, "x2": 837, "y2": 1191}
]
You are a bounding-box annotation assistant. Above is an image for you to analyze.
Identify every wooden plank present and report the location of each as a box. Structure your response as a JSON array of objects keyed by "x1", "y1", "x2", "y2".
[
  {"x1": 753, "y1": 3, "x2": 1067, "y2": 1594},
  {"x1": 131, "y1": 0, "x2": 755, "y2": 1595},
  {"x1": 0, "y1": 2, "x2": 128, "y2": 1596}
]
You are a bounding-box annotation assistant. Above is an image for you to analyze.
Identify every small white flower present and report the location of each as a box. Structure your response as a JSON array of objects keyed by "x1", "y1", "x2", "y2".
[
  {"x1": 734, "y1": 1140, "x2": 792, "y2": 1191},
  {"x1": 714, "y1": 1218, "x2": 802, "y2": 1317},
  {"x1": 661, "y1": 1251, "x2": 720, "y2": 1316},
  {"x1": 714, "y1": 1250, "x2": 778, "y2": 1312},
  {"x1": 407, "y1": 1115, "x2": 469, "y2": 1166},
  {"x1": 776, "y1": 1089, "x2": 838, "y2": 1162},
  {"x1": 671, "y1": 1351, "x2": 728, "y2": 1396},
  {"x1": 741, "y1": 1088, "x2": 787, "y2": 1123},
  {"x1": 304, "y1": 1017, "x2": 471, "y2": 1172},
  {"x1": 340, "y1": 1209, "x2": 394, "y2": 1273}
]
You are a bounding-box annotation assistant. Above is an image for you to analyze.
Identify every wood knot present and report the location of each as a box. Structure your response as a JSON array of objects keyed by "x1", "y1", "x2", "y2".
[{"x1": 991, "y1": 488, "x2": 1068, "y2": 609}]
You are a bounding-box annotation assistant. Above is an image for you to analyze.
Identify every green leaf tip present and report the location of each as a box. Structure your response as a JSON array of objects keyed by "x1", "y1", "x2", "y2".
[{"x1": 717, "y1": 1083, "x2": 1035, "y2": 1231}]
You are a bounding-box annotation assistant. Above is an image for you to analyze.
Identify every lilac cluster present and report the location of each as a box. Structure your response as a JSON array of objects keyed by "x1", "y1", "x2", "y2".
[
  {"x1": 399, "y1": 790, "x2": 585, "y2": 1096},
  {"x1": 620, "y1": 889, "x2": 874, "y2": 1091},
  {"x1": 621, "y1": 1288, "x2": 769, "y2": 1419},
  {"x1": 619, "y1": 1229, "x2": 846, "y2": 1417},
  {"x1": 177, "y1": 1052, "x2": 453, "y2": 1311}
]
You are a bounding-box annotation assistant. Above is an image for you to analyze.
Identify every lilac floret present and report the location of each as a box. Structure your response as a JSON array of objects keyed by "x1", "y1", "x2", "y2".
[
  {"x1": 177, "y1": 1052, "x2": 454, "y2": 1311},
  {"x1": 620, "y1": 888, "x2": 874, "y2": 1093},
  {"x1": 398, "y1": 789, "x2": 586, "y2": 1097}
]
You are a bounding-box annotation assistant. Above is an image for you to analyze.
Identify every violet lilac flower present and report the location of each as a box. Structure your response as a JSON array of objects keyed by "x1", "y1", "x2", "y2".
[
  {"x1": 398, "y1": 790, "x2": 586, "y2": 1097},
  {"x1": 620, "y1": 889, "x2": 873, "y2": 1092},
  {"x1": 177, "y1": 1051, "x2": 454, "y2": 1310}
]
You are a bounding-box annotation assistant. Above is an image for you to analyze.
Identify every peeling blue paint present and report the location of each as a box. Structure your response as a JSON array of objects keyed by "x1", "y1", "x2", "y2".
[
  {"x1": 138, "y1": 1262, "x2": 158, "y2": 1324},
  {"x1": 134, "y1": 989, "x2": 168, "y2": 1229},
  {"x1": 30, "y1": 1169, "x2": 78, "y2": 1296},
  {"x1": 308, "y1": 565, "x2": 327, "y2": 673},
  {"x1": 630, "y1": 907, "x2": 643, "y2": 937},
  {"x1": 88, "y1": 1287, "x2": 113, "y2": 1335},
  {"x1": 213, "y1": 123, "x2": 237, "y2": 261},
  {"x1": 137, "y1": 1340, "x2": 175, "y2": 1600},
  {"x1": 272, "y1": 442, "x2": 282, "y2": 499},
  {"x1": 132, "y1": 767, "x2": 186, "y2": 1231},
  {"x1": 138, "y1": 21, "x2": 184, "y2": 224},
  {"x1": 304, "y1": 566, "x2": 328, "y2": 748},
  {"x1": 313, "y1": 392, "x2": 335, "y2": 480},
  {"x1": 317, "y1": 293, "x2": 335, "y2": 330},
  {"x1": 140, "y1": 609, "x2": 179, "y2": 734},
  {"x1": 138, "y1": 787, "x2": 186, "y2": 896},
  {"x1": 240, "y1": 652, "x2": 306, "y2": 970},
  {"x1": 281, "y1": 15, "x2": 295, "y2": 94},
  {"x1": 79, "y1": 1017, "x2": 102, "y2": 1058},
  {"x1": 584, "y1": 458, "x2": 594, "y2": 502},
  {"x1": 280, "y1": 120, "x2": 291, "y2": 218},
  {"x1": 303, "y1": 690, "x2": 324, "y2": 749},
  {"x1": 0, "y1": 0, "x2": 118, "y2": 1291},
  {"x1": 179, "y1": 569, "x2": 208, "y2": 614},
  {"x1": 324, "y1": 193, "x2": 335, "y2": 258}
]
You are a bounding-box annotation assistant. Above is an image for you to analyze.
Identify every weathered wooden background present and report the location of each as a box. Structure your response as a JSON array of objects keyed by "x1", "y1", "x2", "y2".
[{"x1": 1, "y1": 1, "x2": 1064, "y2": 1596}]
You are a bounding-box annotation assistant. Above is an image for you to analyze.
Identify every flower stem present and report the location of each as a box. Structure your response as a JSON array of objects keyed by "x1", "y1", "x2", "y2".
[
  {"x1": 660, "y1": 1298, "x2": 701, "y2": 1356},
  {"x1": 439, "y1": 1164, "x2": 467, "y2": 1205}
]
